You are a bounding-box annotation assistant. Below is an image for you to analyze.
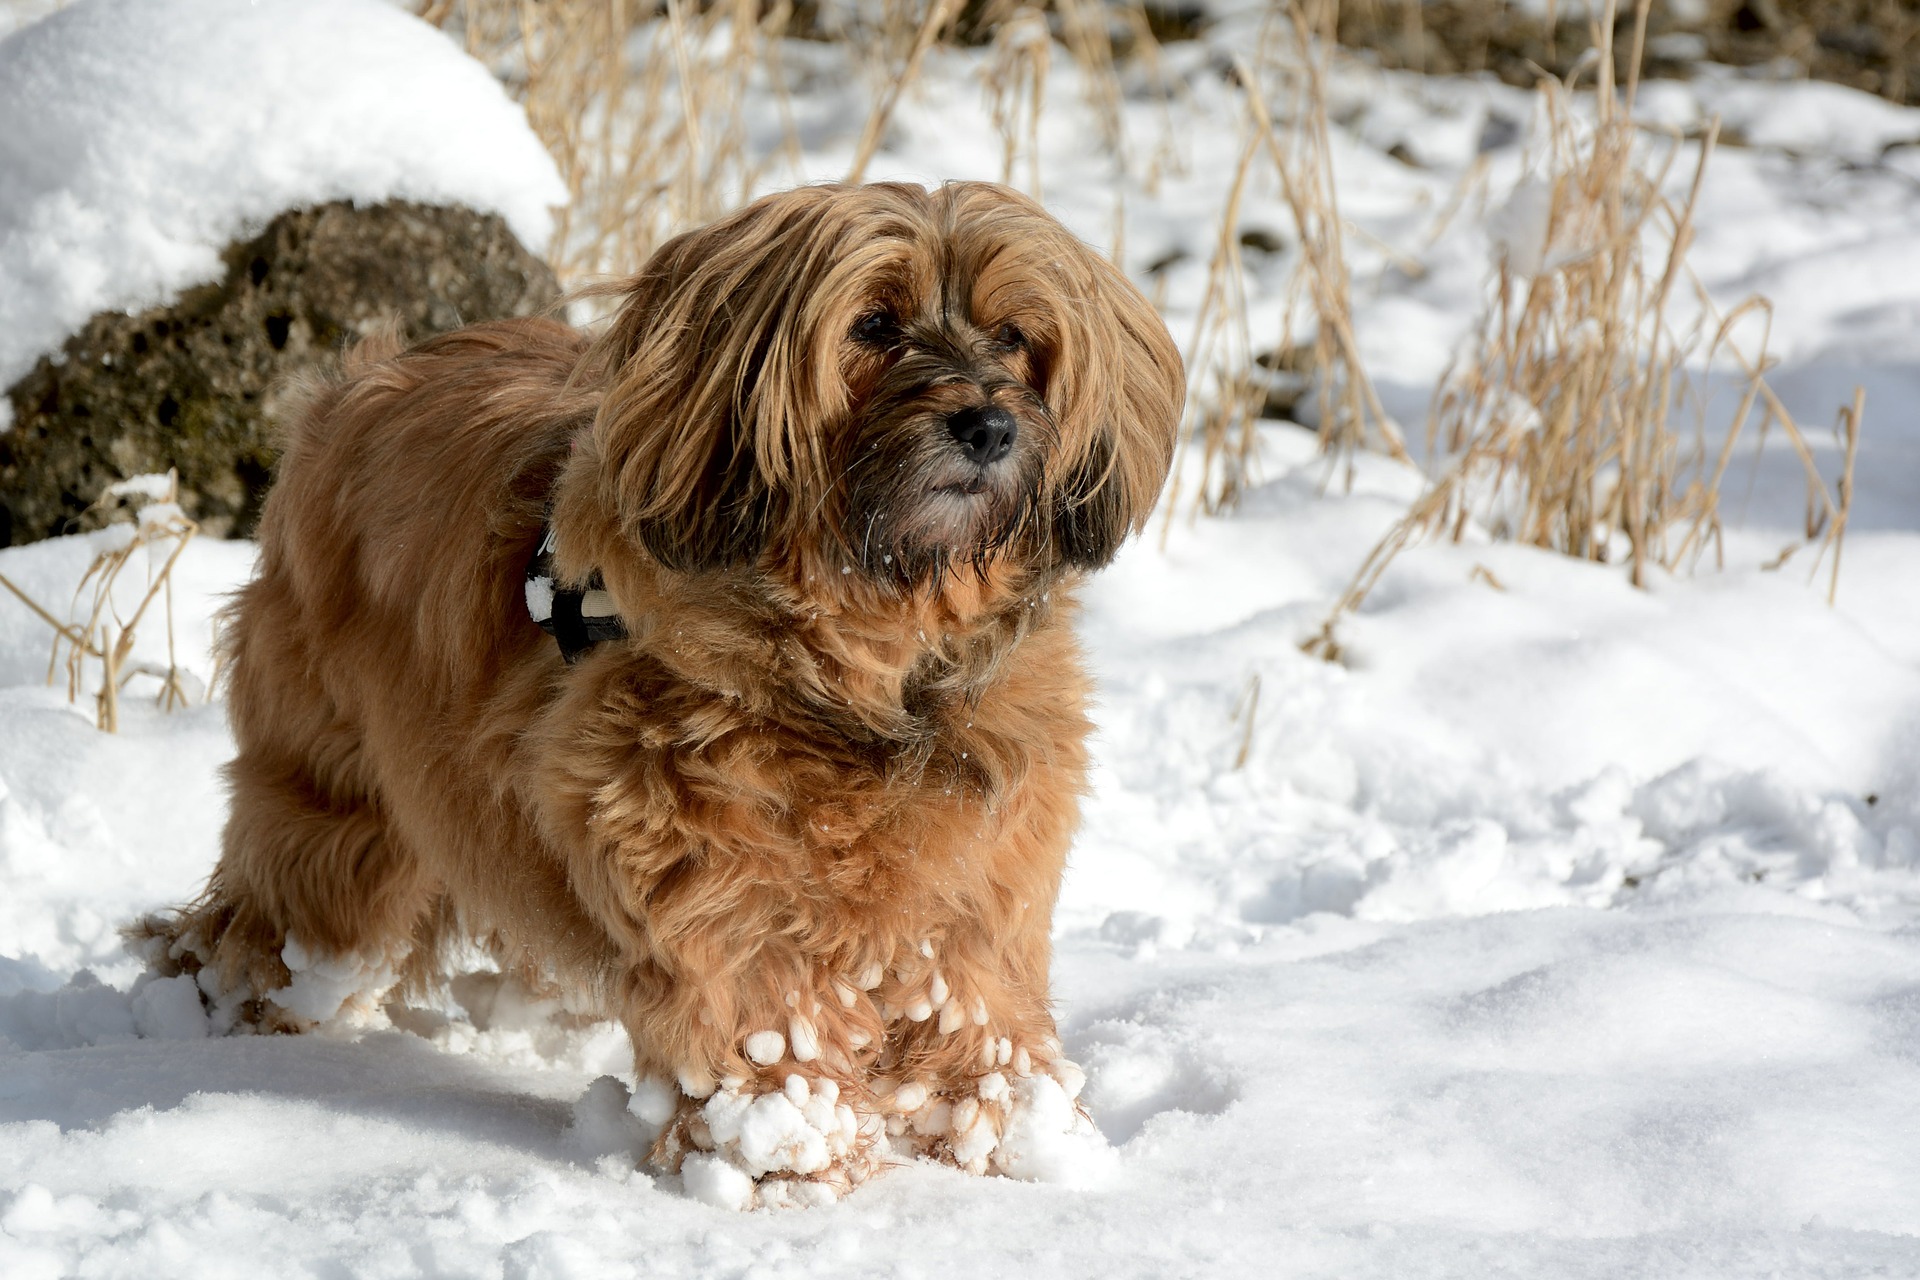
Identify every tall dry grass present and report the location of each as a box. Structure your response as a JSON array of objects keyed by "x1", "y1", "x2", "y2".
[
  {"x1": 1159, "y1": 126, "x2": 1266, "y2": 526},
  {"x1": 1301, "y1": 0, "x2": 1863, "y2": 660},
  {"x1": 0, "y1": 472, "x2": 201, "y2": 732},
  {"x1": 1161, "y1": 1, "x2": 1406, "y2": 526},
  {"x1": 981, "y1": 7, "x2": 1053, "y2": 198},
  {"x1": 426, "y1": 0, "x2": 806, "y2": 284},
  {"x1": 425, "y1": 0, "x2": 1164, "y2": 286},
  {"x1": 1246, "y1": 4, "x2": 1407, "y2": 469}
]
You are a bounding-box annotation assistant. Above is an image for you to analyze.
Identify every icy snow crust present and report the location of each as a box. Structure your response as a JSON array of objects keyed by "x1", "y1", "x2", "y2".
[
  {"x1": 0, "y1": 0, "x2": 565, "y2": 391},
  {"x1": 7, "y1": 1, "x2": 1920, "y2": 1275}
]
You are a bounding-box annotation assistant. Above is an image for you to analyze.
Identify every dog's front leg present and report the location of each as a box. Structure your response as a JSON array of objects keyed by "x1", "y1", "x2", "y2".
[
  {"x1": 866, "y1": 914, "x2": 1096, "y2": 1180},
  {"x1": 610, "y1": 913, "x2": 898, "y2": 1209},
  {"x1": 535, "y1": 728, "x2": 907, "y2": 1205}
]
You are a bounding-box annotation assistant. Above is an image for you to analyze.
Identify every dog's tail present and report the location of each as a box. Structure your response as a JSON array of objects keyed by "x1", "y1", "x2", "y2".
[
  {"x1": 263, "y1": 318, "x2": 405, "y2": 457},
  {"x1": 341, "y1": 317, "x2": 410, "y2": 373}
]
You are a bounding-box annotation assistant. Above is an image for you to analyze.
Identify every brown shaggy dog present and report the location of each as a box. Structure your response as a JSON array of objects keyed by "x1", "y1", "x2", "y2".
[{"x1": 136, "y1": 180, "x2": 1183, "y2": 1206}]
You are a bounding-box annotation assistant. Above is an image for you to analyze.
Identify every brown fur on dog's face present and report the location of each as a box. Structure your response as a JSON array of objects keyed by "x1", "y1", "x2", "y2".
[{"x1": 572, "y1": 182, "x2": 1183, "y2": 591}]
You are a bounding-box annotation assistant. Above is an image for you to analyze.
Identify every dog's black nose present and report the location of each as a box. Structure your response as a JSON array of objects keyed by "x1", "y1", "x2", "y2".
[{"x1": 947, "y1": 405, "x2": 1017, "y2": 466}]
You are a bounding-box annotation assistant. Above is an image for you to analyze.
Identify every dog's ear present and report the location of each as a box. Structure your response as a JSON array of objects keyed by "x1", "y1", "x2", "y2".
[
  {"x1": 1050, "y1": 431, "x2": 1129, "y2": 569},
  {"x1": 1049, "y1": 221, "x2": 1185, "y2": 570},
  {"x1": 1046, "y1": 266, "x2": 1184, "y2": 567},
  {"x1": 580, "y1": 187, "x2": 861, "y2": 573},
  {"x1": 944, "y1": 183, "x2": 1185, "y2": 571}
]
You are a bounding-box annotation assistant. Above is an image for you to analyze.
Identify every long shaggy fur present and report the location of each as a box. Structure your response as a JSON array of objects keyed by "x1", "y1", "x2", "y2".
[{"x1": 138, "y1": 181, "x2": 1184, "y2": 1195}]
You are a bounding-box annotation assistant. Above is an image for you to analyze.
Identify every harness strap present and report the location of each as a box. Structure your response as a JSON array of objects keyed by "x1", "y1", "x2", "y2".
[{"x1": 525, "y1": 522, "x2": 627, "y2": 664}]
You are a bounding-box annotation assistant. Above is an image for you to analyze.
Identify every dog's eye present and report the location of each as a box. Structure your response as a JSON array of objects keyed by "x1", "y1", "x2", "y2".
[
  {"x1": 994, "y1": 324, "x2": 1027, "y2": 351},
  {"x1": 852, "y1": 310, "x2": 900, "y2": 345}
]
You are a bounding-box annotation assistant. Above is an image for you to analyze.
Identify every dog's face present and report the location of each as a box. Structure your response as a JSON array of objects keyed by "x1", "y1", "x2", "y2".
[{"x1": 580, "y1": 182, "x2": 1184, "y2": 599}]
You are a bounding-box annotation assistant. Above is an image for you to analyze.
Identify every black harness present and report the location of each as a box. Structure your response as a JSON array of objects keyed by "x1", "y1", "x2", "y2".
[{"x1": 524, "y1": 522, "x2": 627, "y2": 664}]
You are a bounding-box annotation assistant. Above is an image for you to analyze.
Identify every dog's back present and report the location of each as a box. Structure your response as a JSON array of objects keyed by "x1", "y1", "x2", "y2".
[
  {"x1": 177, "y1": 317, "x2": 596, "y2": 1004},
  {"x1": 259, "y1": 318, "x2": 589, "y2": 684}
]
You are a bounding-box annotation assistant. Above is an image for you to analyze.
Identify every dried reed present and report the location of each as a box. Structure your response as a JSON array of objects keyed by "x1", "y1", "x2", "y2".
[
  {"x1": 1051, "y1": 0, "x2": 1127, "y2": 155},
  {"x1": 980, "y1": 6, "x2": 1053, "y2": 197},
  {"x1": 1160, "y1": 127, "x2": 1266, "y2": 530},
  {"x1": 0, "y1": 472, "x2": 200, "y2": 732},
  {"x1": 430, "y1": 0, "x2": 805, "y2": 285},
  {"x1": 1247, "y1": 5, "x2": 1408, "y2": 473},
  {"x1": 428, "y1": 0, "x2": 1158, "y2": 284},
  {"x1": 847, "y1": 0, "x2": 968, "y2": 184},
  {"x1": 1303, "y1": 0, "x2": 1864, "y2": 659},
  {"x1": 1165, "y1": 3, "x2": 1407, "y2": 524}
]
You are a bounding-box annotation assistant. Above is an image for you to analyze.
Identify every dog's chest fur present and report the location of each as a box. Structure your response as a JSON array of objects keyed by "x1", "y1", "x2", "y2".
[{"x1": 522, "y1": 589, "x2": 1088, "y2": 933}]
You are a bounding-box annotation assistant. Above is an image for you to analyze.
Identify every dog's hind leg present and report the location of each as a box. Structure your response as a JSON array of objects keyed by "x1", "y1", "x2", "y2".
[
  {"x1": 129, "y1": 549, "x2": 450, "y2": 1032},
  {"x1": 133, "y1": 735, "x2": 436, "y2": 1034}
]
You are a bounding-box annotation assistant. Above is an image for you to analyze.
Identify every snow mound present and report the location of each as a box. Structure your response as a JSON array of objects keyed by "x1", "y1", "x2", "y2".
[
  {"x1": 0, "y1": 0, "x2": 566, "y2": 390},
  {"x1": 990, "y1": 1073, "x2": 1117, "y2": 1187},
  {"x1": 564, "y1": 1075, "x2": 655, "y2": 1165},
  {"x1": 679, "y1": 1152, "x2": 757, "y2": 1211},
  {"x1": 1637, "y1": 74, "x2": 1920, "y2": 163},
  {"x1": 262, "y1": 934, "x2": 401, "y2": 1030},
  {"x1": 126, "y1": 973, "x2": 208, "y2": 1041}
]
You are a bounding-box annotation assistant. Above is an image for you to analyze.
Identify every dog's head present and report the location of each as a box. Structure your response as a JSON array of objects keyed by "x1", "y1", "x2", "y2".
[{"x1": 577, "y1": 182, "x2": 1183, "y2": 596}]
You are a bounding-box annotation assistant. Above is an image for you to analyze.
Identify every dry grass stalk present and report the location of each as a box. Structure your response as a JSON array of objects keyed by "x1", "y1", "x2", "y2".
[
  {"x1": 1303, "y1": 0, "x2": 1864, "y2": 660},
  {"x1": 1051, "y1": 0, "x2": 1127, "y2": 155},
  {"x1": 0, "y1": 472, "x2": 200, "y2": 732},
  {"x1": 975, "y1": 0, "x2": 1144, "y2": 165},
  {"x1": 1824, "y1": 387, "x2": 1864, "y2": 604},
  {"x1": 429, "y1": 0, "x2": 1166, "y2": 287},
  {"x1": 1683, "y1": 294, "x2": 1857, "y2": 591},
  {"x1": 431, "y1": 0, "x2": 804, "y2": 284},
  {"x1": 981, "y1": 7, "x2": 1053, "y2": 197},
  {"x1": 1167, "y1": 8, "x2": 1405, "y2": 524},
  {"x1": 1159, "y1": 128, "x2": 1267, "y2": 530},
  {"x1": 846, "y1": 0, "x2": 969, "y2": 184},
  {"x1": 1244, "y1": 6, "x2": 1409, "y2": 478},
  {"x1": 1231, "y1": 671, "x2": 1262, "y2": 769},
  {"x1": 1429, "y1": 66, "x2": 1706, "y2": 586}
]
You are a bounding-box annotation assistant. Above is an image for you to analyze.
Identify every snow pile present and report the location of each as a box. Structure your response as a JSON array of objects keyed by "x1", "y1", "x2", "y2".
[
  {"x1": 0, "y1": 527, "x2": 248, "y2": 984},
  {"x1": 261, "y1": 935, "x2": 402, "y2": 1029},
  {"x1": 1636, "y1": 71, "x2": 1920, "y2": 162},
  {"x1": 0, "y1": 0, "x2": 565, "y2": 390},
  {"x1": 1069, "y1": 431, "x2": 1920, "y2": 943},
  {"x1": 988, "y1": 1072, "x2": 1115, "y2": 1186}
]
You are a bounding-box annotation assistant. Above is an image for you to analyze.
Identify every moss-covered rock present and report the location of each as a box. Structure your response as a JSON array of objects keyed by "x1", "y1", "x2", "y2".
[{"x1": 1, "y1": 199, "x2": 559, "y2": 545}]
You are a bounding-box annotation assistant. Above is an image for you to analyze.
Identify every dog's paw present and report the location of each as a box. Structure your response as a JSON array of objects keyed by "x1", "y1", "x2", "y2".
[
  {"x1": 263, "y1": 934, "x2": 404, "y2": 1031},
  {"x1": 988, "y1": 1064, "x2": 1115, "y2": 1185},
  {"x1": 652, "y1": 1074, "x2": 888, "y2": 1210},
  {"x1": 127, "y1": 914, "x2": 288, "y2": 1035},
  {"x1": 132, "y1": 917, "x2": 403, "y2": 1036},
  {"x1": 881, "y1": 1049, "x2": 1114, "y2": 1185}
]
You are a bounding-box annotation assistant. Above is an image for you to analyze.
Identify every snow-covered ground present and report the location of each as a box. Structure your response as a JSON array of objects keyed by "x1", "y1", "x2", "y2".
[{"x1": 5, "y1": 1, "x2": 1920, "y2": 1275}]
